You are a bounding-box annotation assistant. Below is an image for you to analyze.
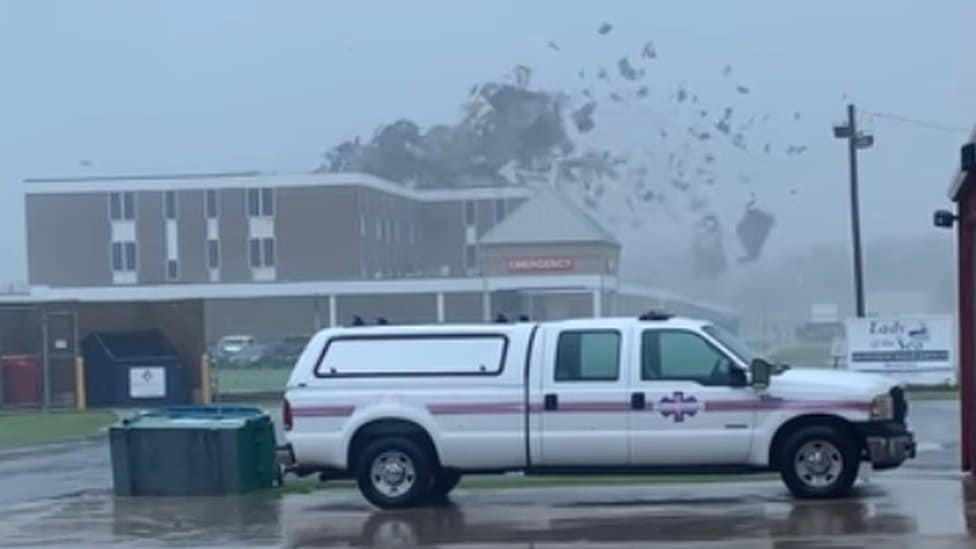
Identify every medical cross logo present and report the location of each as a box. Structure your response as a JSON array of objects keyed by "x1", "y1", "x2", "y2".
[{"x1": 658, "y1": 391, "x2": 703, "y2": 423}]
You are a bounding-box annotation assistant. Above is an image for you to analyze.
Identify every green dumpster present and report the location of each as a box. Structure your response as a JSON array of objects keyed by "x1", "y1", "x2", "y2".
[{"x1": 110, "y1": 405, "x2": 277, "y2": 496}]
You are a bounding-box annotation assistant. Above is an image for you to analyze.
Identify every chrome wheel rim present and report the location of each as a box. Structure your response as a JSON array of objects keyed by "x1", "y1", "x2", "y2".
[
  {"x1": 370, "y1": 450, "x2": 417, "y2": 498},
  {"x1": 794, "y1": 439, "x2": 844, "y2": 488}
]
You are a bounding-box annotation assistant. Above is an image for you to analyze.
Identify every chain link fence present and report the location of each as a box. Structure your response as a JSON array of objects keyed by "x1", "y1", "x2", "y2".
[{"x1": 0, "y1": 306, "x2": 79, "y2": 410}]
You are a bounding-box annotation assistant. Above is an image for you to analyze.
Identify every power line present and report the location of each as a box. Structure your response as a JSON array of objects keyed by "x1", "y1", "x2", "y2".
[{"x1": 859, "y1": 109, "x2": 972, "y2": 135}]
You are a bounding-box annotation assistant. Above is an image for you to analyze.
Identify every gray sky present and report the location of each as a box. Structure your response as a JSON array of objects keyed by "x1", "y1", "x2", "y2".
[{"x1": 2, "y1": 0, "x2": 974, "y2": 287}]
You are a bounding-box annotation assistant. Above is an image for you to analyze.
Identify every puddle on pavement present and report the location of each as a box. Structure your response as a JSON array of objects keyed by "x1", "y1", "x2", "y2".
[{"x1": 0, "y1": 479, "x2": 974, "y2": 548}]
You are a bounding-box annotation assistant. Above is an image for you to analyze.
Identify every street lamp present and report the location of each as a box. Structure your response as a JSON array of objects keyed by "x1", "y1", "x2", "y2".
[{"x1": 833, "y1": 104, "x2": 874, "y2": 318}]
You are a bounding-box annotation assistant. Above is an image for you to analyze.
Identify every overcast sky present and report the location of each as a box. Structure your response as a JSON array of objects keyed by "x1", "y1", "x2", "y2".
[{"x1": 1, "y1": 0, "x2": 974, "y2": 287}]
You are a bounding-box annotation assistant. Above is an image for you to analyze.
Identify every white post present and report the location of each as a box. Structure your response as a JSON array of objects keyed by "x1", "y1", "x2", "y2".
[
  {"x1": 592, "y1": 289, "x2": 603, "y2": 318},
  {"x1": 328, "y1": 295, "x2": 337, "y2": 327},
  {"x1": 482, "y1": 291, "x2": 492, "y2": 322},
  {"x1": 436, "y1": 292, "x2": 445, "y2": 323}
]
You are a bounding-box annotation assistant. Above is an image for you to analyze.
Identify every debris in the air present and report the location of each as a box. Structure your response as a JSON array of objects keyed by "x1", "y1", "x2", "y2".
[
  {"x1": 736, "y1": 205, "x2": 775, "y2": 262},
  {"x1": 618, "y1": 57, "x2": 642, "y2": 80},
  {"x1": 699, "y1": 109, "x2": 708, "y2": 118},
  {"x1": 763, "y1": 143, "x2": 771, "y2": 154},
  {"x1": 676, "y1": 87, "x2": 689, "y2": 102},
  {"x1": 578, "y1": 69, "x2": 585, "y2": 79},
  {"x1": 469, "y1": 84, "x2": 479, "y2": 96},
  {"x1": 641, "y1": 40, "x2": 657, "y2": 59},
  {"x1": 572, "y1": 102, "x2": 598, "y2": 133},
  {"x1": 736, "y1": 85, "x2": 750, "y2": 94},
  {"x1": 547, "y1": 41, "x2": 561, "y2": 51},
  {"x1": 694, "y1": 214, "x2": 728, "y2": 277},
  {"x1": 582, "y1": 89, "x2": 593, "y2": 98},
  {"x1": 690, "y1": 94, "x2": 699, "y2": 104},
  {"x1": 786, "y1": 145, "x2": 808, "y2": 156},
  {"x1": 598, "y1": 22, "x2": 613, "y2": 34},
  {"x1": 723, "y1": 65, "x2": 733, "y2": 76},
  {"x1": 636, "y1": 86, "x2": 649, "y2": 98},
  {"x1": 597, "y1": 68, "x2": 608, "y2": 80},
  {"x1": 793, "y1": 111, "x2": 801, "y2": 120},
  {"x1": 704, "y1": 153, "x2": 716, "y2": 163},
  {"x1": 789, "y1": 189, "x2": 797, "y2": 195},
  {"x1": 731, "y1": 133, "x2": 746, "y2": 150},
  {"x1": 513, "y1": 65, "x2": 532, "y2": 88},
  {"x1": 660, "y1": 130, "x2": 669, "y2": 139},
  {"x1": 609, "y1": 92, "x2": 624, "y2": 103}
]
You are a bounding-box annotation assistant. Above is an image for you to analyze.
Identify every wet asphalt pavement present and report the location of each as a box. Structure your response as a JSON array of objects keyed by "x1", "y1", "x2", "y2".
[{"x1": 0, "y1": 399, "x2": 966, "y2": 548}]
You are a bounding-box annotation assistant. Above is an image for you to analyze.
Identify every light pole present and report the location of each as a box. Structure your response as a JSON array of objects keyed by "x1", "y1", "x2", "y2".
[{"x1": 833, "y1": 104, "x2": 874, "y2": 318}]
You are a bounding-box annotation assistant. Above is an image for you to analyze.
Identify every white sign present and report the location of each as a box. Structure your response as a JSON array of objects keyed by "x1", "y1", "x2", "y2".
[
  {"x1": 129, "y1": 367, "x2": 167, "y2": 399},
  {"x1": 845, "y1": 315, "x2": 955, "y2": 386}
]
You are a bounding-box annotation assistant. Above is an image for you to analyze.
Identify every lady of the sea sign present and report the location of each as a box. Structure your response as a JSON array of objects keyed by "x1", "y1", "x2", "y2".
[{"x1": 845, "y1": 315, "x2": 954, "y2": 386}]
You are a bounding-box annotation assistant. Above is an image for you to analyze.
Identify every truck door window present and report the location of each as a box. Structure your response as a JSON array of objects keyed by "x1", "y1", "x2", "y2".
[
  {"x1": 642, "y1": 330, "x2": 732, "y2": 386},
  {"x1": 555, "y1": 330, "x2": 620, "y2": 381}
]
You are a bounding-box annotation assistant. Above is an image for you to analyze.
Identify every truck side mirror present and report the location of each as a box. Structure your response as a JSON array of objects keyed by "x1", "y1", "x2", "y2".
[{"x1": 751, "y1": 358, "x2": 772, "y2": 390}]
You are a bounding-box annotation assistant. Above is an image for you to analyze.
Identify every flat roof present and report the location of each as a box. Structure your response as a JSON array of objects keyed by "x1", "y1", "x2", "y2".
[
  {"x1": 23, "y1": 171, "x2": 534, "y2": 202},
  {"x1": 0, "y1": 275, "x2": 737, "y2": 317}
]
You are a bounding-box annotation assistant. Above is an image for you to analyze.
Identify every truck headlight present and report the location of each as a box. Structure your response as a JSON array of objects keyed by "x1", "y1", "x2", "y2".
[{"x1": 869, "y1": 394, "x2": 894, "y2": 421}]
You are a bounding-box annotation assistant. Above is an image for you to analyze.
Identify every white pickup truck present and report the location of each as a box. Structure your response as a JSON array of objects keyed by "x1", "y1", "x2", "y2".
[{"x1": 282, "y1": 313, "x2": 914, "y2": 509}]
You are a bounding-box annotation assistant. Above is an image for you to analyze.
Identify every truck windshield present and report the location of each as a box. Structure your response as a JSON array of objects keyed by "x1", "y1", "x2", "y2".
[{"x1": 702, "y1": 325, "x2": 759, "y2": 365}]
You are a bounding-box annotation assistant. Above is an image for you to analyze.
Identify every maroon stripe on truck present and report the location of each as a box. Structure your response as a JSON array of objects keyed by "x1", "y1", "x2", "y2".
[
  {"x1": 292, "y1": 405, "x2": 356, "y2": 418},
  {"x1": 554, "y1": 401, "x2": 632, "y2": 413},
  {"x1": 702, "y1": 399, "x2": 871, "y2": 412},
  {"x1": 427, "y1": 402, "x2": 526, "y2": 415}
]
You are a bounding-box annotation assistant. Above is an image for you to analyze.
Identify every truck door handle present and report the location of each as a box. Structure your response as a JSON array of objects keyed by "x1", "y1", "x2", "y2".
[
  {"x1": 631, "y1": 392, "x2": 646, "y2": 410},
  {"x1": 544, "y1": 393, "x2": 558, "y2": 411}
]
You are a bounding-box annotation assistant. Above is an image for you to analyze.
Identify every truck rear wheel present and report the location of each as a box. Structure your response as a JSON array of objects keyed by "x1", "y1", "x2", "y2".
[
  {"x1": 778, "y1": 425, "x2": 859, "y2": 499},
  {"x1": 356, "y1": 437, "x2": 434, "y2": 509}
]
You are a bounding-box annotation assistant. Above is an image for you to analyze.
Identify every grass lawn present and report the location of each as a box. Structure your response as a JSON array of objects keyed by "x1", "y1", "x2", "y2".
[
  {"x1": 278, "y1": 473, "x2": 777, "y2": 495},
  {"x1": 768, "y1": 344, "x2": 834, "y2": 368},
  {"x1": 0, "y1": 410, "x2": 117, "y2": 449},
  {"x1": 906, "y1": 388, "x2": 959, "y2": 400},
  {"x1": 215, "y1": 368, "x2": 290, "y2": 395}
]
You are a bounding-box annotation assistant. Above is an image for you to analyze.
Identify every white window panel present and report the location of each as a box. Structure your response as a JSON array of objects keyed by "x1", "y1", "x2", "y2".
[
  {"x1": 248, "y1": 217, "x2": 274, "y2": 239},
  {"x1": 208, "y1": 268, "x2": 220, "y2": 283},
  {"x1": 165, "y1": 219, "x2": 178, "y2": 260},
  {"x1": 465, "y1": 225, "x2": 477, "y2": 244},
  {"x1": 206, "y1": 218, "x2": 219, "y2": 240},
  {"x1": 111, "y1": 221, "x2": 136, "y2": 242},
  {"x1": 112, "y1": 271, "x2": 137, "y2": 285},
  {"x1": 252, "y1": 266, "x2": 276, "y2": 282}
]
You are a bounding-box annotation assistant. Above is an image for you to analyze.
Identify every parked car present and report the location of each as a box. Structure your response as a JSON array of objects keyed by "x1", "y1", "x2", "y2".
[
  {"x1": 214, "y1": 335, "x2": 255, "y2": 364},
  {"x1": 227, "y1": 342, "x2": 273, "y2": 369},
  {"x1": 282, "y1": 313, "x2": 915, "y2": 509},
  {"x1": 266, "y1": 335, "x2": 310, "y2": 369}
]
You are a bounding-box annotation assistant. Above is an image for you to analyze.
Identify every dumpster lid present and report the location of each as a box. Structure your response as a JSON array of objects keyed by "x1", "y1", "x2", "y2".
[
  {"x1": 88, "y1": 330, "x2": 179, "y2": 361},
  {"x1": 118, "y1": 405, "x2": 269, "y2": 429}
]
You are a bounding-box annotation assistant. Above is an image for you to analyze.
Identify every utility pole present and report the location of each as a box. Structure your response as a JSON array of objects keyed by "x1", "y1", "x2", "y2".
[{"x1": 833, "y1": 104, "x2": 874, "y2": 318}]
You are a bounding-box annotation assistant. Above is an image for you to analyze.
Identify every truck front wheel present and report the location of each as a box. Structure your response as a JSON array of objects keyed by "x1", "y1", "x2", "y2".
[
  {"x1": 356, "y1": 437, "x2": 434, "y2": 509},
  {"x1": 778, "y1": 425, "x2": 859, "y2": 499}
]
